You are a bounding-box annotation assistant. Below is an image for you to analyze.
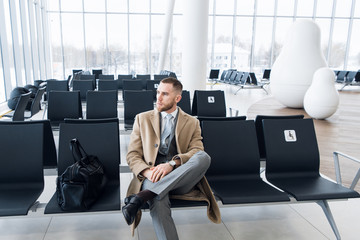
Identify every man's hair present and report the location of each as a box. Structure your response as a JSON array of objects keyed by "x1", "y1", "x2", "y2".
[{"x1": 161, "y1": 77, "x2": 183, "y2": 93}]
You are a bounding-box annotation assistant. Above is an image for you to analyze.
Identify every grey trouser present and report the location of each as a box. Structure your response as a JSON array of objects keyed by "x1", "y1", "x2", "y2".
[{"x1": 141, "y1": 151, "x2": 211, "y2": 240}]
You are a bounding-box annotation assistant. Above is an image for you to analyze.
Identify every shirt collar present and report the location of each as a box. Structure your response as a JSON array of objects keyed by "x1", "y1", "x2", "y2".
[{"x1": 160, "y1": 107, "x2": 178, "y2": 120}]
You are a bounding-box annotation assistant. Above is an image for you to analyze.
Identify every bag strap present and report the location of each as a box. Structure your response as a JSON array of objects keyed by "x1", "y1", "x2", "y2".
[{"x1": 70, "y1": 138, "x2": 89, "y2": 163}]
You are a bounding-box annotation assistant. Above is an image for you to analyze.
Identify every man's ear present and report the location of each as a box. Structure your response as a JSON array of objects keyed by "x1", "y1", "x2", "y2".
[{"x1": 175, "y1": 94, "x2": 182, "y2": 103}]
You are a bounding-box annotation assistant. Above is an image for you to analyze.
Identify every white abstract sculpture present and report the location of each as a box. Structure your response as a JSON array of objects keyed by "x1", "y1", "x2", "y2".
[
  {"x1": 270, "y1": 20, "x2": 328, "y2": 108},
  {"x1": 304, "y1": 67, "x2": 339, "y2": 119}
]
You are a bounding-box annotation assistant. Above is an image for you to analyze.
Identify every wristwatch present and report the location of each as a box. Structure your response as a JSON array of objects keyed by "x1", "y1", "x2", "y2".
[{"x1": 168, "y1": 160, "x2": 176, "y2": 169}]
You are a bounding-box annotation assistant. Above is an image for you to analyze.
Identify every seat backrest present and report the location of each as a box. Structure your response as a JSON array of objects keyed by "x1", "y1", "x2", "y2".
[
  {"x1": 79, "y1": 74, "x2": 96, "y2": 88},
  {"x1": 28, "y1": 87, "x2": 46, "y2": 117},
  {"x1": 154, "y1": 74, "x2": 167, "y2": 81},
  {"x1": 177, "y1": 90, "x2": 191, "y2": 115},
  {"x1": 123, "y1": 90, "x2": 154, "y2": 125},
  {"x1": 355, "y1": 71, "x2": 360, "y2": 82},
  {"x1": 209, "y1": 69, "x2": 220, "y2": 79},
  {"x1": 249, "y1": 72, "x2": 258, "y2": 85},
  {"x1": 336, "y1": 71, "x2": 348, "y2": 82},
  {"x1": 263, "y1": 118, "x2": 320, "y2": 179},
  {"x1": 47, "y1": 91, "x2": 83, "y2": 123},
  {"x1": 240, "y1": 72, "x2": 250, "y2": 84},
  {"x1": 46, "y1": 80, "x2": 69, "y2": 100},
  {"x1": 346, "y1": 71, "x2": 357, "y2": 82},
  {"x1": 92, "y1": 69, "x2": 103, "y2": 79},
  {"x1": 98, "y1": 74, "x2": 114, "y2": 80},
  {"x1": 192, "y1": 90, "x2": 226, "y2": 117},
  {"x1": 98, "y1": 79, "x2": 118, "y2": 92},
  {"x1": 58, "y1": 118, "x2": 120, "y2": 183},
  {"x1": 135, "y1": 74, "x2": 151, "y2": 79},
  {"x1": 263, "y1": 69, "x2": 271, "y2": 79},
  {"x1": 228, "y1": 70, "x2": 238, "y2": 83},
  {"x1": 122, "y1": 80, "x2": 143, "y2": 98},
  {"x1": 198, "y1": 116, "x2": 246, "y2": 129},
  {"x1": 234, "y1": 71, "x2": 243, "y2": 83},
  {"x1": 146, "y1": 80, "x2": 161, "y2": 100},
  {"x1": 254, "y1": 114, "x2": 304, "y2": 159},
  {"x1": 86, "y1": 90, "x2": 118, "y2": 119},
  {"x1": 73, "y1": 80, "x2": 95, "y2": 101},
  {"x1": 220, "y1": 70, "x2": 227, "y2": 80},
  {"x1": 12, "y1": 92, "x2": 32, "y2": 121},
  {"x1": 202, "y1": 120, "x2": 260, "y2": 180},
  {"x1": 117, "y1": 74, "x2": 134, "y2": 89},
  {"x1": 0, "y1": 121, "x2": 44, "y2": 187}
]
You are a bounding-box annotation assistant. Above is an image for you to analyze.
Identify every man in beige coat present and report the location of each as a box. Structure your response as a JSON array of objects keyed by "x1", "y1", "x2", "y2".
[{"x1": 122, "y1": 77, "x2": 221, "y2": 239}]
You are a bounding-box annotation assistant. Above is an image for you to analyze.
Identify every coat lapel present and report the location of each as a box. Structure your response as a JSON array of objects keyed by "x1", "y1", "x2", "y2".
[
  {"x1": 150, "y1": 109, "x2": 161, "y2": 140},
  {"x1": 175, "y1": 108, "x2": 188, "y2": 138}
]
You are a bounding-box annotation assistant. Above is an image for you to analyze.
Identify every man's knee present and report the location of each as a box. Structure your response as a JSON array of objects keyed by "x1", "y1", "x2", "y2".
[{"x1": 192, "y1": 150, "x2": 211, "y2": 170}]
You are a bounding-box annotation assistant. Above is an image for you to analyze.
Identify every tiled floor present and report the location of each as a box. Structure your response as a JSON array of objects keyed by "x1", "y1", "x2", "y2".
[{"x1": 1, "y1": 83, "x2": 360, "y2": 240}]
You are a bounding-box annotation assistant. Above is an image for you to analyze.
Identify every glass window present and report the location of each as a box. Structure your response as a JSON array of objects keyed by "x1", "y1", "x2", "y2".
[
  {"x1": 46, "y1": 0, "x2": 59, "y2": 12},
  {"x1": 277, "y1": 0, "x2": 295, "y2": 16},
  {"x1": 273, "y1": 18, "x2": 294, "y2": 63},
  {"x1": 171, "y1": 15, "x2": 183, "y2": 74},
  {"x1": 151, "y1": 15, "x2": 164, "y2": 74},
  {"x1": 328, "y1": 19, "x2": 349, "y2": 69},
  {"x1": 61, "y1": 13, "x2": 86, "y2": 77},
  {"x1": 129, "y1": 0, "x2": 150, "y2": 13},
  {"x1": 257, "y1": 0, "x2": 275, "y2": 16},
  {"x1": 107, "y1": 14, "x2": 129, "y2": 75},
  {"x1": 0, "y1": 50, "x2": 5, "y2": 103},
  {"x1": 347, "y1": 19, "x2": 360, "y2": 70},
  {"x1": 14, "y1": 0, "x2": 26, "y2": 86},
  {"x1": 296, "y1": 0, "x2": 314, "y2": 17},
  {"x1": 61, "y1": 0, "x2": 83, "y2": 12},
  {"x1": 316, "y1": 0, "x2": 334, "y2": 18},
  {"x1": 314, "y1": 19, "x2": 331, "y2": 59},
  {"x1": 129, "y1": 15, "x2": 149, "y2": 73},
  {"x1": 107, "y1": 0, "x2": 127, "y2": 13},
  {"x1": 236, "y1": 0, "x2": 254, "y2": 15},
  {"x1": 253, "y1": 17, "x2": 274, "y2": 72},
  {"x1": 216, "y1": 0, "x2": 234, "y2": 15},
  {"x1": 354, "y1": 1, "x2": 360, "y2": 17},
  {"x1": 213, "y1": 16, "x2": 233, "y2": 70},
  {"x1": 335, "y1": 0, "x2": 352, "y2": 18},
  {"x1": 84, "y1": 0, "x2": 105, "y2": 12},
  {"x1": 3, "y1": 0, "x2": 16, "y2": 87},
  {"x1": 84, "y1": 13, "x2": 106, "y2": 71},
  {"x1": 48, "y1": 13, "x2": 63, "y2": 79},
  {"x1": 151, "y1": 0, "x2": 166, "y2": 14},
  {"x1": 233, "y1": 17, "x2": 253, "y2": 70}
]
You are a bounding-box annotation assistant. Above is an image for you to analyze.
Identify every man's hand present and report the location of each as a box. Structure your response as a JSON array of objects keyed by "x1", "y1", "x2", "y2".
[{"x1": 141, "y1": 163, "x2": 173, "y2": 183}]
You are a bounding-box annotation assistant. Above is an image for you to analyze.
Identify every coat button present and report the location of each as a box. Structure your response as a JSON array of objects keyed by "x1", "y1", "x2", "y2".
[
  {"x1": 154, "y1": 144, "x2": 158, "y2": 148},
  {"x1": 149, "y1": 162, "x2": 153, "y2": 165}
]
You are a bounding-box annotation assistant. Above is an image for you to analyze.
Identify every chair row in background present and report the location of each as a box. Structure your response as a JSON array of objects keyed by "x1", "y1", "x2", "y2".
[
  {"x1": 209, "y1": 69, "x2": 270, "y2": 94},
  {"x1": 45, "y1": 88, "x2": 236, "y2": 131},
  {"x1": 1, "y1": 117, "x2": 359, "y2": 240},
  {"x1": 334, "y1": 70, "x2": 360, "y2": 90}
]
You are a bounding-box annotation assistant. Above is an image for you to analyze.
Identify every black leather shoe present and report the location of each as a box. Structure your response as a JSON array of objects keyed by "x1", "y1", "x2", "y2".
[{"x1": 122, "y1": 195, "x2": 143, "y2": 225}]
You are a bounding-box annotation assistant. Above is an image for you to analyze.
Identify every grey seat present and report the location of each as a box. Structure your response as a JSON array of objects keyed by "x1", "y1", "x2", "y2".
[
  {"x1": 117, "y1": 74, "x2": 133, "y2": 89},
  {"x1": 86, "y1": 90, "x2": 118, "y2": 119},
  {"x1": 3, "y1": 92, "x2": 32, "y2": 121},
  {"x1": 47, "y1": 91, "x2": 83, "y2": 126},
  {"x1": 192, "y1": 90, "x2": 226, "y2": 117},
  {"x1": 0, "y1": 121, "x2": 45, "y2": 216},
  {"x1": 24, "y1": 87, "x2": 46, "y2": 119},
  {"x1": 123, "y1": 90, "x2": 154, "y2": 130},
  {"x1": 73, "y1": 80, "x2": 95, "y2": 101},
  {"x1": 202, "y1": 120, "x2": 290, "y2": 204},
  {"x1": 44, "y1": 118, "x2": 120, "y2": 214}
]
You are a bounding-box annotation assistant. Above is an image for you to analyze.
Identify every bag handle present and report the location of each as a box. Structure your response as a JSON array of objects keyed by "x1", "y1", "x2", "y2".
[{"x1": 70, "y1": 138, "x2": 89, "y2": 163}]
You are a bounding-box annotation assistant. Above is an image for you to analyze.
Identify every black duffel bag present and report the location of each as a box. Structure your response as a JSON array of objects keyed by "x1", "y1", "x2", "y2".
[{"x1": 56, "y1": 138, "x2": 108, "y2": 211}]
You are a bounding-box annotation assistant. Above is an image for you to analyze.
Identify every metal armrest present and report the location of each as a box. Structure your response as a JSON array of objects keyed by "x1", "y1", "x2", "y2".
[
  {"x1": 228, "y1": 107, "x2": 239, "y2": 117},
  {"x1": 333, "y1": 151, "x2": 360, "y2": 190}
]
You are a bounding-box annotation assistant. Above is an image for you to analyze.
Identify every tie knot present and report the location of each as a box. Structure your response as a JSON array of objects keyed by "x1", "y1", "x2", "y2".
[{"x1": 166, "y1": 114, "x2": 172, "y2": 120}]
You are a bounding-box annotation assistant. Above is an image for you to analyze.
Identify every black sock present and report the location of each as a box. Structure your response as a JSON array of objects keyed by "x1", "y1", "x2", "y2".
[{"x1": 137, "y1": 190, "x2": 157, "y2": 202}]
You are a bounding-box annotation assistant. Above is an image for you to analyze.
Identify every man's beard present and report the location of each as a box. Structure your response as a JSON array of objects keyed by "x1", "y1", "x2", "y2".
[{"x1": 157, "y1": 100, "x2": 176, "y2": 112}]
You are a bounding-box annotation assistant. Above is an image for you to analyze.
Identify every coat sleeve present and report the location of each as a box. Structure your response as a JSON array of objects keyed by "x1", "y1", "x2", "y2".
[{"x1": 126, "y1": 114, "x2": 150, "y2": 179}]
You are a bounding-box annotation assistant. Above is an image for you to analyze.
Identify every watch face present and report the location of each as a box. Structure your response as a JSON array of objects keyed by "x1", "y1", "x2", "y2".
[{"x1": 169, "y1": 160, "x2": 176, "y2": 166}]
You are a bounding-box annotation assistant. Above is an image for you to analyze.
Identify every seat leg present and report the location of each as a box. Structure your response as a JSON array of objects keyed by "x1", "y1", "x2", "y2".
[
  {"x1": 234, "y1": 86, "x2": 243, "y2": 95},
  {"x1": 317, "y1": 200, "x2": 341, "y2": 240}
]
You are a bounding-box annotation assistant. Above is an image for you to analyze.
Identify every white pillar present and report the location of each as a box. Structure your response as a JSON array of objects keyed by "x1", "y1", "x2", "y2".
[
  {"x1": 181, "y1": 0, "x2": 209, "y2": 93},
  {"x1": 157, "y1": 0, "x2": 176, "y2": 73}
]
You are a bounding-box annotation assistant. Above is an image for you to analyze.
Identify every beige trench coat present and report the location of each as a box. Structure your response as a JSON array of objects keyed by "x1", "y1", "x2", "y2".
[{"x1": 126, "y1": 107, "x2": 221, "y2": 234}]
